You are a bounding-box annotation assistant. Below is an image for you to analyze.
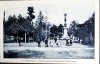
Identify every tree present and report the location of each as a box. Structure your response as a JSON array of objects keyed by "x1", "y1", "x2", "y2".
[
  {"x1": 50, "y1": 25, "x2": 59, "y2": 38},
  {"x1": 74, "y1": 13, "x2": 95, "y2": 45},
  {"x1": 58, "y1": 24, "x2": 63, "y2": 33},
  {"x1": 57, "y1": 24, "x2": 64, "y2": 39},
  {"x1": 4, "y1": 7, "x2": 36, "y2": 45},
  {"x1": 34, "y1": 11, "x2": 46, "y2": 41},
  {"x1": 76, "y1": 24, "x2": 89, "y2": 43},
  {"x1": 83, "y1": 13, "x2": 95, "y2": 45},
  {"x1": 4, "y1": 7, "x2": 35, "y2": 45},
  {"x1": 67, "y1": 20, "x2": 78, "y2": 38},
  {"x1": 4, "y1": 15, "x2": 17, "y2": 36}
]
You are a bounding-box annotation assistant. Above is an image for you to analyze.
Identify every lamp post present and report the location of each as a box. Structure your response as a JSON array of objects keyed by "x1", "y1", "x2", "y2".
[
  {"x1": 25, "y1": 32, "x2": 26, "y2": 43},
  {"x1": 45, "y1": 8, "x2": 48, "y2": 38},
  {"x1": 3, "y1": 11, "x2": 5, "y2": 43}
]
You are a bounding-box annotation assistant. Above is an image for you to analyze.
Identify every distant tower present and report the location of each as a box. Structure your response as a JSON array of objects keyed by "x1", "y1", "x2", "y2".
[
  {"x1": 45, "y1": 8, "x2": 48, "y2": 38},
  {"x1": 45, "y1": 8, "x2": 48, "y2": 22},
  {"x1": 63, "y1": 13, "x2": 69, "y2": 38}
]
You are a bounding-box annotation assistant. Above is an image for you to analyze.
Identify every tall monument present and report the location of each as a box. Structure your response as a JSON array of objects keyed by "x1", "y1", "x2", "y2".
[{"x1": 63, "y1": 13, "x2": 69, "y2": 38}]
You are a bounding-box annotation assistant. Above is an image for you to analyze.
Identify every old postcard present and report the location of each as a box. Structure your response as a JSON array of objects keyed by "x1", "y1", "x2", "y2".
[{"x1": 0, "y1": 0, "x2": 99, "y2": 64}]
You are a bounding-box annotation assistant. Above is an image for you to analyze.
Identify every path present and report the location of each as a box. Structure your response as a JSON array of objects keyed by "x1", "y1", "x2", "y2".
[{"x1": 4, "y1": 40, "x2": 94, "y2": 59}]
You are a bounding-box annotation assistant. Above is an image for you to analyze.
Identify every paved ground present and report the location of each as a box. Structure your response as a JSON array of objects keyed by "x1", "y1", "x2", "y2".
[
  {"x1": 4, "y1": 40, "x2": 93, "y2": 48},
  {"x1": 4, "y1": 40, "x2": 94, "y2": 59}
]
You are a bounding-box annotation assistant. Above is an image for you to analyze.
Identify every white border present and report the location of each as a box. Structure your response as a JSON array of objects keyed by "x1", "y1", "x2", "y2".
[{"x1": 0, "y1": 0, "x2": 99, "y2": 64}]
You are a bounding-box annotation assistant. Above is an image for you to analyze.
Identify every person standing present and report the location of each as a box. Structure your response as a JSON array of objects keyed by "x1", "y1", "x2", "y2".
[
  {"x1": 66, "y1": 39, "x2": 69, "y2": 46},
  {"x1": 45, "y1": 38, "x2": 48, "y2": 47},
  {"x1": 49, "y1": 38, "x2": 53, "y2": 47},
  {"x1": 70, "y1": 39, "x2": 73, "y2": 46},
  {"x1": 54, "y1": 37, "x2": 57, "y2": 43},
  {"x1": 37, "y1": 38, "x2": 41, "y2": 47},
  {"x1": 18, "y1": 37, "x2": 21, "y2": 46}
]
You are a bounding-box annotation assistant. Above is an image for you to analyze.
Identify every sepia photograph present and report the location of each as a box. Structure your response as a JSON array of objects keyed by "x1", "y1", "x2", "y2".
[{"x1": 0, "y1": 0, "x2": 99, "y2": 63}]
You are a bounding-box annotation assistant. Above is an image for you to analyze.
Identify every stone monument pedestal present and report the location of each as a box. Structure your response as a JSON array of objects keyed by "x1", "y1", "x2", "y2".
[{"x1": 62, "y1": 27, "x2": 69, "y2": 39}]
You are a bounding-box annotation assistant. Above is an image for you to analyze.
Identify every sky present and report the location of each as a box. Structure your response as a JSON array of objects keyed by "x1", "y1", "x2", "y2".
[{"x1": 3, "y1": 0, "x2": 95, "y2": 27}]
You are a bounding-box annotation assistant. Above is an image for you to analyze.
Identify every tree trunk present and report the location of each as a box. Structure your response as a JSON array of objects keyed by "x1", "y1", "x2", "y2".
[
  {"x1": 33, "y1": 34, "x2": 34, "y2": 41},
  {"x1": 16, "y1": 36, "x2": 18, "y2": 43},
  {"x1": 25, "y1": 33, "x2": 26, "y2": 43},
  {"x1": 82, "y1": 37, "x2": 85, "y2": 44},
  {"x1": 79, "y1": 38, "x2": 81, "y2": 44},
  {"x1": 19, "y1": 37, "x2": 21, "y2": 46}
]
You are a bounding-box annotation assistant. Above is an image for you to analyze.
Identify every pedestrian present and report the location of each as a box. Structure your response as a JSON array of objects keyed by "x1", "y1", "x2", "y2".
[
  {"x1": 45, "y1": 38, "x2": 48, "y2": 47},
  {"x1": 54, "y1": 37, "x2": 57, "y2": 43},
  {"x1": 66, "y1": 39, "x2": 69, "y2": 46},
  {"x1": 56, "y1": 42, "x2": 59, "y2": 46},
  {"x1": 18, "y1": 37, "x2": 21, "y2": 46},
  {"x1": 37, "y1": 38, "x2": 41, "y2": 47},
  {"x1": 49, "y1": 38, "x2": 53, "y2": 47},
  {"x1": 70, "y1": 39, "x2": 73, "y2": 46}
]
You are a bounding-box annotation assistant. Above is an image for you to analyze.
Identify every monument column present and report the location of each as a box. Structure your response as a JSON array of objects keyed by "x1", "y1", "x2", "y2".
[{"x1": 63, "y1": 13, "x2": 69, "y2": 38}]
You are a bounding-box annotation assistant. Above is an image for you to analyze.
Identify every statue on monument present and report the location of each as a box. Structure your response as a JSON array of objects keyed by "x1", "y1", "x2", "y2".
[{"x1": 64, "y1": 13, "x2": 67, "y2": 27}]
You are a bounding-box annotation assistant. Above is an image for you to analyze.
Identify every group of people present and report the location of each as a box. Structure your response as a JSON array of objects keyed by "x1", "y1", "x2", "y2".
[
  {"x1": 66, "y1": 39, "x2": 73, "y2": 46},
  {"x1": 37, "y1": 37, "x2": 58, "y2": 47},
  {"x1": 17, "y1": 36, "x2": 73, "y2": 47},
  {"x1": 37, "y1": 37, "x2": 73, "y2": 47}
]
